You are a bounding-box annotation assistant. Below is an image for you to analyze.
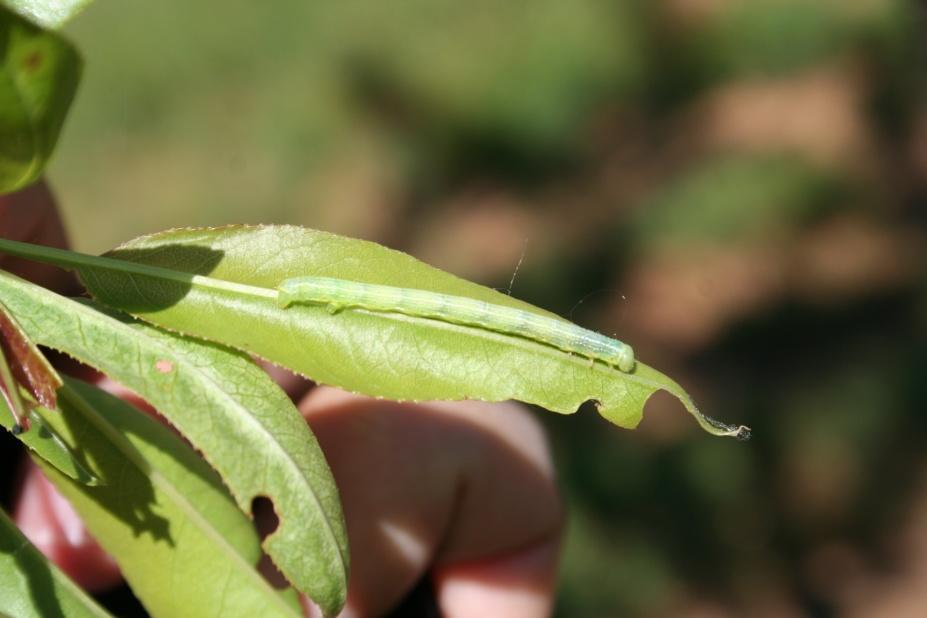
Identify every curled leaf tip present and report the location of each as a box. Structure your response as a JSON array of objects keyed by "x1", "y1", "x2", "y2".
[
  {"x1": 677, "y1": 390, "x2": 751, "y2": 441},
  {"x1": 701, "y1": 414, "x2": 751, "y2": 441}
]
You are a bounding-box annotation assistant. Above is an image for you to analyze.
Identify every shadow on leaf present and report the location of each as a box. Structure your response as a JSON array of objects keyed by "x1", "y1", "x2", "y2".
[{"x1": 79, "y1": 245, "x2": 226, "y2": 312}]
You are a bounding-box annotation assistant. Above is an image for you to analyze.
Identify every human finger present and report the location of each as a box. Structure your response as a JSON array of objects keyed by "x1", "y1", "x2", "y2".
[
  {"x1": 0, "y1": 181, "x2": 78, "y2": 293},
  {"x1": 299, "y1": 387, "x2": 563, "y2": 617}
]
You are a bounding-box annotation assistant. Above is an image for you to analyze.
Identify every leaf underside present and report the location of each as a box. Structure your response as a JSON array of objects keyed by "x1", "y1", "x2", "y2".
[{"x1": 79, "y1": 225, "x2": 745, "y2": 439}]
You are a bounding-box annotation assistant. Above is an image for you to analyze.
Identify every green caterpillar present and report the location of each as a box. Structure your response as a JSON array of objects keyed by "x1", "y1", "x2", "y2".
[{"x1": 276, "y1": 277, "x2": 636, "y2": 373}]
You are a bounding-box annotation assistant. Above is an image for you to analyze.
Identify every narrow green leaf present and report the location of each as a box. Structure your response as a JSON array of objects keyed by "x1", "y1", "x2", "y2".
[
  {"x1": 0, "y1": 5, "x2": 80, "y2": 193},
  {"x1": 4, "y1": 0, "x2": 94, "y2": 30},
  {"x1": 76, "y1": 225, "x2": 747, "y2": 438},
  {"x1": 35, "y1": 379, "x2": 302, "y2": 617},
  {"x1": 0, "y1": 401, "x2": 100, "y2": 484},
  {"x1": 0, "y1": 271, "x2": 349, "y2": 615},
  {"x1": 0, "y1": 506, "x2": 110, "y2": 618}
]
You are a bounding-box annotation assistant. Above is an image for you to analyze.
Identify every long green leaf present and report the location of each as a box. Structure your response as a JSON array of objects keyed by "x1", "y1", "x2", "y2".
[
  {"x1": 0, "y1": 506, "x2": 109, "y2": 618},
  {"x1": 0, "y1": 5, "x2": 80, "y2": 193},
  {"x1": 0, "y1": 401, "x2": 99, "y2": 484},
  {"x1": 36, "y1": 378, "x2": 302, "y2": 617},
  {"x1": 0, "y1": 270, "x2": 349, "y2": 616},
  {"x1": 79, "y1": 225, "x2": 748, "y2": 438}
]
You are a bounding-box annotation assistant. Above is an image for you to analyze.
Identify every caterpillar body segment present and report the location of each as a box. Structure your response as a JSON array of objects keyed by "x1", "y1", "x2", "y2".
[{"x1": 277, "y1": 277, "x2": 636, "y2": 373}]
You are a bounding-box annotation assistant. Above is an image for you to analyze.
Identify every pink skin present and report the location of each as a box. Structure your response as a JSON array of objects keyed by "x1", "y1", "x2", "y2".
[{"x1": 2, "y1": 182, "x2": 564, "y2": 616}]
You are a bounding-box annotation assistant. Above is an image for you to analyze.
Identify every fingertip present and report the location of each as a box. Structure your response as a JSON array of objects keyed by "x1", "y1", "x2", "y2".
[
  {"x1": 433, "y1": 537, "x2": 561, "y2": 618},
  {"x1": 0, "y1": 180, "x2": 78, "y2": 293}
]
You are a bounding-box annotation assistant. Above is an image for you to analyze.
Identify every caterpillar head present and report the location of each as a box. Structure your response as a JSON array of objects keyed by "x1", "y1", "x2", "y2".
[{"x1": 616, "y1": 344, "x2": 635, "y2": 373}]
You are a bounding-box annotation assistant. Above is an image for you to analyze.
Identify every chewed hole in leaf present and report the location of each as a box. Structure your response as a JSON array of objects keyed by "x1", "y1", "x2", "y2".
[
  {"x1": 251, "y1": 495, "x2": 292, "y2": 590},
  {"x1": 252, "y1": 494, "x2": 280, "y2": 538}
]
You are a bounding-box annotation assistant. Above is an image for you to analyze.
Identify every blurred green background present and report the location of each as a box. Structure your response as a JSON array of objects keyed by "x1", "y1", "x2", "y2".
[{"x1": 46, "y1": 0, "x2": 927, "y2": 615}]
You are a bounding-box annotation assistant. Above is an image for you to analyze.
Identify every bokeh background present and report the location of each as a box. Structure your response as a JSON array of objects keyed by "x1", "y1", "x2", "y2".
[{"x1": 40, "y1": 0, "x2": 927, "y2": 615}]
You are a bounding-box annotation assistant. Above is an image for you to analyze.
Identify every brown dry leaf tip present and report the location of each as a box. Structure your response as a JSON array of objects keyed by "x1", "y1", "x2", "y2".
[
  {"x1": 702, "y1": 409, "x2": 752, "y2": 441},
  {"x1": 0, "y1": 306, "x2": 61, "y2": 409}
]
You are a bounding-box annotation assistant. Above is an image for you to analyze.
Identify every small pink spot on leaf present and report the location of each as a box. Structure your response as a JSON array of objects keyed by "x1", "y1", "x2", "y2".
[{"x1": 155, "y1": 360, "x2": 174, "y2": 373}]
